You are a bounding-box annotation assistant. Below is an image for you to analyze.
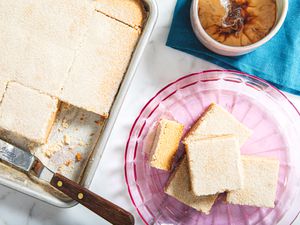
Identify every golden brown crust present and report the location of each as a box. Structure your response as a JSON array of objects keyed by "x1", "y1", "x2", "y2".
[
  {"x1": 150, "y1": 119, "x2": 184, "y2": 171},
  {"x1": 44, "y1": 100, "x2": 60, "y2": 142},
  {"x1": 184, "y1": 103, "x2": 216, "y2": 141},
  {"x1": 184, "y1": 103, "x2": 252, "y2": 147}
]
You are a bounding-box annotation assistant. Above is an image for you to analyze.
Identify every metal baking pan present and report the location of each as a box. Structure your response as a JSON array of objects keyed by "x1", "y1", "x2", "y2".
[{"x1": 0, "y1": 0, "x2": 158, "y2": 208}]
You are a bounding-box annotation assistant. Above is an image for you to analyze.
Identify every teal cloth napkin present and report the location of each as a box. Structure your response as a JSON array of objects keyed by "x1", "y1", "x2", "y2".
[{"x1": 166, "y1": 0, "x2": 300, "y2": 95}]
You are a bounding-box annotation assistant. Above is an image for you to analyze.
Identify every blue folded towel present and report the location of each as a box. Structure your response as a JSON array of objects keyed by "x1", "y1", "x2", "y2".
[{"x1": 166, "y1": 0, "x2": 300, "y2": 95}]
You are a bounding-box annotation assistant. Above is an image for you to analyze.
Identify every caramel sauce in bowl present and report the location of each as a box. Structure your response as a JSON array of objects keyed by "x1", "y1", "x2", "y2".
[{"x1": 191, "y1": 0, "x2": 288, "y2": 56}]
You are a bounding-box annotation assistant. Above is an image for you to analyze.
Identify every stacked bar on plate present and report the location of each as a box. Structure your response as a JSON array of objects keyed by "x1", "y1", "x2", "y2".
[{"x1": 149, "y1": 103, "x2": 280, "y2": 214}]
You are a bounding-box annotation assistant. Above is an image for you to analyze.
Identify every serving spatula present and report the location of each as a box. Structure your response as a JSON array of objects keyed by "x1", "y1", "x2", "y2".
[{"x1": 0, "y1": 139, "x2": 134, "y2": 225}]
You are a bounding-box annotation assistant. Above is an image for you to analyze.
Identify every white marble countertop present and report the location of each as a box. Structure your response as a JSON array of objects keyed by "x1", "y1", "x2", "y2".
[{"x1": 0, "y1": 1, "x2": 300, "y2": 225}]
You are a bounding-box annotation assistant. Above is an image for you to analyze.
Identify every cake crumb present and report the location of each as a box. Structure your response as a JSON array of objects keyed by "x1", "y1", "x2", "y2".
[
  {"x1": 78, "y1": 140, "x2": 85, "y2": 146},
  {"x1": 44, "y1": 144, "x2": 61, "y2": 158},
  {"x1": 62, "y1": 118, "x2": 69, "y2": 129},
  {"x1": 94, "y1": 120, "x2": 102, "y2": 126},
  {"x1": 27, "y1": 142, "x2": 36, "y2": 151},
  {"x1": 45, "y1": 149, "x2": 52, "y2": 158},
  {"x1": 57, "y1": 143, "x2": 63, "y2": 148},
  {"x1": 75, "y1": 152, "x2": 82, "y2": 162},
  {"x1": 64, "y1": 160, "x2": 72, "y2": 166},
  {"x1": 57, "y1": 165, "x2": 63, "y2": 173},
  {"x1": 63, "y1": 103, "x2": 71, "y2": 110},
  {"x1": 63, "y1": 135, "x2": 71, "y2": 145}
]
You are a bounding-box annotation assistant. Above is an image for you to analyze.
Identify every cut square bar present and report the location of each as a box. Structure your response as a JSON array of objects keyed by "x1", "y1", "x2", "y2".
[
  {"x1": 185, "y1": 135, "x2": 243, "y2": 196},
  {"x1": 0, "y1": 82, "x2": 59, "y2": 144}
]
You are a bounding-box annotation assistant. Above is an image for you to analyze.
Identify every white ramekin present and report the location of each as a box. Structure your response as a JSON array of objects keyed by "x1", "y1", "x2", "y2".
[{"x1": 190, "y1": 0, "x2": 288, "y2": 56}]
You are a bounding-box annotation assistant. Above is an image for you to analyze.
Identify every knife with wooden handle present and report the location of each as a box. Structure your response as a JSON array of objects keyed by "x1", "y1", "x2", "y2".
[{"x1": 0, "y1": 139, "x2": 134, "y2": 225}]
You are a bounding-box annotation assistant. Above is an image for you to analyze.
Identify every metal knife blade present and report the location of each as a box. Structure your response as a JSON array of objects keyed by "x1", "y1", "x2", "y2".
[{"x1": 0, "y1": 139, "x2": 54, "y2": 182}]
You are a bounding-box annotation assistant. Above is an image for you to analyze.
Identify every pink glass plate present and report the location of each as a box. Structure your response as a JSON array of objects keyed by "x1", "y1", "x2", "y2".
[{"x1": 125, "y1": 70, "x2": 300, "y2": 225}]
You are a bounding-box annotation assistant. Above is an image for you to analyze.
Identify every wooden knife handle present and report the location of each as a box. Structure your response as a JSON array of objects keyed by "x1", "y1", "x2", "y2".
[{"x1": 50, "y1": 173, "x2": 134, "y2": 225}]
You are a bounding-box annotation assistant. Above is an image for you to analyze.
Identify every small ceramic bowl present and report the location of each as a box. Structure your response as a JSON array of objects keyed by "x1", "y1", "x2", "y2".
[{"x1": 190, "y1": 0, "x2": 288, "y2": 56}]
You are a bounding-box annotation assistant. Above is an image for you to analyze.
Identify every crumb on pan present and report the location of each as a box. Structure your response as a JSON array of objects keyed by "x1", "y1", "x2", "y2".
[
  {"x1": 27, "y1": 142, "x2": 36, "y2": 151},
  {"x1": 62, "y1": 118, "x2": 69, "y2": 129},
  {"x1": 44, "y1": 143, "x2": 62, "y2": 158},
  {"x1": 63, "y1": 135, "x2": 71, "y2": 145},
  {"x1": 45, "y1": 149, "x2": 52, "y2": 158},
  {"x1": 57, "y1": 165, "x2": 63, "y2": 173},
  {"x1": 94, "y1": 120, "x2": 102, "y2": 126},
  {"x1": 64, "y1": 160, "x2": 72, "y2": 167},
  {"x1": 63, "y1": 104, "x2": 71, "y2": 110},
  {"x1": 78, "y1": 140, "x2": 85, "y2": 146},
  {"x1": 75, "y1": 152, "x2": 82, "y2": 162}
]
